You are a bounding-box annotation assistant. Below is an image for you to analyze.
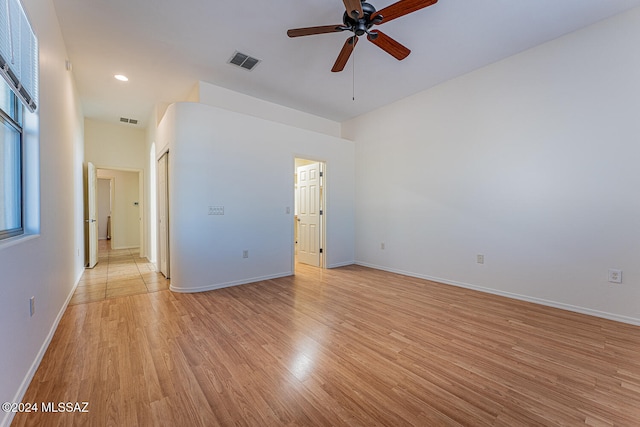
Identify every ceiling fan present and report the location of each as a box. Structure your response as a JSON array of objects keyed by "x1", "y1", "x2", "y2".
[{"x1": 287, "y1": 0, "x2": 438, "y2": 72}]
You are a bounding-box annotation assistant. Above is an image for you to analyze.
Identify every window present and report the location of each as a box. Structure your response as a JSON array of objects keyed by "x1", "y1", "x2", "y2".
[
  {"x1": 0, "y1": 0, "x2": 37, "y2": 241},
  {"x1": 0, "y1": 78, "x2": 22, "y2": 239}
]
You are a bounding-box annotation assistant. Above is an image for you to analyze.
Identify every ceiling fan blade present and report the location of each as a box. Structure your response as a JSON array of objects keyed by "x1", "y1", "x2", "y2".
[
  {"x1": 332, "y1": 36, "x2": 359, "y2": 72},
  {"x1": 287, "y1": 25, "x2": 345, "y2": 38},
  {"x1": 372, "y1": 0, "x2": 438, "y2": 25},
  {"x1": 343, "y1": 0, "x2": 364, "y2": 19},
  {"x1": 367, "y1": 30, "x2": 410, "y2": 60}
]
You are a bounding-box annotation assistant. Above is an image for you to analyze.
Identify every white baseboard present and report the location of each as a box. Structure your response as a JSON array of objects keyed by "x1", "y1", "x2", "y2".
[
  {"x1": 170, "y1": 271, "x2": 293, "y2": 293},
  {"x1": 1, "y1": 272, "x2": 82, "y2": 427},
  {"x1": 356, "y1": 261, "x2": 640, "y2": 327},
  {"x1": 170, "y1": 262, "x2": 356, "y2": 294},
  {"x1": 328, "y1": 260, "x2": 356, "y2": 269}
]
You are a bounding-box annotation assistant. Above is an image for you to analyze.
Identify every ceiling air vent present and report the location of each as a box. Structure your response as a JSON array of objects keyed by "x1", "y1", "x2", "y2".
[
  {"x1": 119, "y1": 117, "x2": 139, "y2": 125},
  {"x1": 228, "y1": 51, "x2": 261, "y2": 71}
]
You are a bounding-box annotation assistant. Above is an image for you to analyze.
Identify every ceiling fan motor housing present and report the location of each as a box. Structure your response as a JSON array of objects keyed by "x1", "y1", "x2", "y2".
[{"x1": 343, "y1": 2, "x2": 380, "y2": 36}]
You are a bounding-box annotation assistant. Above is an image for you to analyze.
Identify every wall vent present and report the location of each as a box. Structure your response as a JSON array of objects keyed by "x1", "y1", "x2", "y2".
[
  {"x1": 119, "y1": 117, "x2": 139, "y2": 125},
  {"x1": 228, "y1": 51, "x2": 261, "y2": 71}
]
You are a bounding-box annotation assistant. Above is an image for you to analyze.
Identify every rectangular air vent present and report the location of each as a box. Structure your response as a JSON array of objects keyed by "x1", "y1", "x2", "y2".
[
  {"x1": 119, "y1": 117, "x2": 139, "y2": 125},
  {"x1": 228, "y1": 51, "x2": 261, "y2": 71}
]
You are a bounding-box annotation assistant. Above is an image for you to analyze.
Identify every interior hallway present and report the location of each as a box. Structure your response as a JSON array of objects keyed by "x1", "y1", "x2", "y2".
[{"x1": 70, "y1": 240, "x2": 170, "y2": 305}]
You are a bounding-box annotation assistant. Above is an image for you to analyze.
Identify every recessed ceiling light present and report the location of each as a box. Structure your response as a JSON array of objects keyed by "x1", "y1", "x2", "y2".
[{"x1": 114, "y1": 74, "x2": 129, "y2": 82}]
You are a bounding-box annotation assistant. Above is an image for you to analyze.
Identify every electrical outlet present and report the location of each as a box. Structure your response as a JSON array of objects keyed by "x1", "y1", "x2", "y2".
[
  {"x1": 381, "y1": 242, "x2": 385, "y2": 250},
  {"x1": 286, "y1": 206, "x2": 291, "y2": 214},
  {"x1": 477, "y1": 254, "x2": 484, "y2": 264},
  {"x1": 608, "y1": 269, "x2": 622, "y2": 283},
  {"x1": 243, "y1": 250, "x2": 249, "y2": 259},
  {"x1": 29, "y1": 296, "x2": 35, "y2": 317},
  {"x1": 208, "y1": 206, "x2": 224, "y2": 215}
]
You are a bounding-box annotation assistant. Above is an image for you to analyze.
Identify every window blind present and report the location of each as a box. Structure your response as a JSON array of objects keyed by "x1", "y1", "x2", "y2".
[{"x1": 0, "y1": 0, "x2": 37, "y2": 112}]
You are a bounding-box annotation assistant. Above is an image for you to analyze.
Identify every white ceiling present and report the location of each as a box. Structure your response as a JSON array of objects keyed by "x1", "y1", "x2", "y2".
[{"x1": 51, "y1": 0, "x2": 640, "y2": 128}]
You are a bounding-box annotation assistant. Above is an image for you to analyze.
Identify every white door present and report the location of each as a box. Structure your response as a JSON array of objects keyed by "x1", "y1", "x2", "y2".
[
  {"x1": 158, "y1": 153, "x2": 170, "y2": 278},
  {"x1": 297, "y1": 162, "x2": 321, "y2": 267},
  {"x1": 86, "y1": 162, "x2": 98, "y2": 268}
]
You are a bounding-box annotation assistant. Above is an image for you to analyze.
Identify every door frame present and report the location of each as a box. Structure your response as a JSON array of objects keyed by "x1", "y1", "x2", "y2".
[{"x1": 293, "y1": 156, "x2": 327, "y2": 272}]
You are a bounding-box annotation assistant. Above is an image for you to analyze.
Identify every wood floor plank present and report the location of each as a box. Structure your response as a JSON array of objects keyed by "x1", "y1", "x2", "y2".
[{"x1": 11, "y1": 264, "x2": 640, "y2": 426}]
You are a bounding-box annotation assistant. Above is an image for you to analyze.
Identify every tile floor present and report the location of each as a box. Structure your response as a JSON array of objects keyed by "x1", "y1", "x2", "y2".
[{"x1": 70, "y1": 240, "x2": 170, "y2": 305}]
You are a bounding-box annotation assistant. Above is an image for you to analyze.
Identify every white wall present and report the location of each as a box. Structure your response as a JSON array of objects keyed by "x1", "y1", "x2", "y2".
[
  {"x1": 97, "y1": 169, "x2": 140, "y2": 249},
  {"x1": 0, "y1": 0, "x2": 85, "y2": 425},
  {"x1": 156, "y1": 102, "x2": 355, "y2": 292},
  {"x1": 343, "y1": 8, "x2": 640, "y2": 324},
  {"x1": 194, "y1": 81, "x2": 342, "y2": 138},
  {"x1": 85, "y1": 118, "x2": 146, "y2": 169}
]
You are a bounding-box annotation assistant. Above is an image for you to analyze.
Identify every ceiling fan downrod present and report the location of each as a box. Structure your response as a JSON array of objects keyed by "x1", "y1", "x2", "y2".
[{"x1": 342, "y1": 2, "x2": 381, "y2": 37}]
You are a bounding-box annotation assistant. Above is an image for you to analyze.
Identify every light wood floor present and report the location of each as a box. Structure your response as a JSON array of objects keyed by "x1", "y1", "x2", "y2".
[{"x1": 13, "y1": 264, "x2": 640, "y2": 426}]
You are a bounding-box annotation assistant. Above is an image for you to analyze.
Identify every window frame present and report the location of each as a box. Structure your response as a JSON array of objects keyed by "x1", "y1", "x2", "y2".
[{"x1": 0, "y1": 86, "x2": 24, "y2": 240}]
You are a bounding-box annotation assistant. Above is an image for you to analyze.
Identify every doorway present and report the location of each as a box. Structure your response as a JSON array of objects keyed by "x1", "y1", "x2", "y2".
[
  {"x1": 96, "y1": 168, "x2": 142, "y2": 250},
  {"x1": 158, "y1": 152, "x2": 170, "y2": 279},
  {"x1": 294, "y1": 158, "x2": 326, "y2": 269},
  {"x1": 97, "y1": 178, "x2": 113, "y2": 240},
  {"x1": 85, "y1": 164, "x2": 144, "y2": 268}
]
